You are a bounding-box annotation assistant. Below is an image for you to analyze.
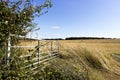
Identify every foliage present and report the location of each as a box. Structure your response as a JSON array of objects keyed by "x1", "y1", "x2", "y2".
[
  {"x1": 0, "y1": 48, "x2": 24, "y2": 79},
  {"x1": 0, "y1": 0, "x2": 52, "y2": 45},
  {"x1": 0, "y1": 47, "x2": 39, "y2": 80},
  {"x1": 0, "y1": 0, "x2": 52, "y2": 78}
]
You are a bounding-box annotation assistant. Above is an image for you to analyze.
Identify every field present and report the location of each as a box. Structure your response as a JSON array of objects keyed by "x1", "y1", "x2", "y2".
[
  {"x1": 19, "y1": 39, "x2": 120, "y2": 80},
  {"x1": 47, "y1": 39, "x2": 120, "y2": 80}
]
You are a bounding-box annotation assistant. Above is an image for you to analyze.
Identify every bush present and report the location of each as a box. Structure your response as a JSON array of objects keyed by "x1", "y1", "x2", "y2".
[{"x1": 0, "y1": 48, "x2": 34, "y2": 80}]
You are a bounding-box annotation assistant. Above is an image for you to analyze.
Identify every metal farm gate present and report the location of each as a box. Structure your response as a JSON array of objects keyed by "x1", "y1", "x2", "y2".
[{"x1": 5, "y1": 34, "x2": 60, "y2": 73}]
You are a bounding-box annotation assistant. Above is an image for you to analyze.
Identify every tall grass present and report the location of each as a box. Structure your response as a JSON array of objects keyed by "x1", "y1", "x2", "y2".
[
  {"x1": 46, "y1": 40, "x2": 120, "y2": 80},
  {"x1": 1, "y1": 39, "x2": 120, "y2": 80}
]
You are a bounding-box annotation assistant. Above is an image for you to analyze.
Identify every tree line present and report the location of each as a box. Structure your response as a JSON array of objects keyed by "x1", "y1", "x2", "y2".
[
  {"x1": 65, "y1": 37, "x2": 112, "y2": 40},
  {"x1": 43, "y1": 37, "x2": 113, "y2": 40}
]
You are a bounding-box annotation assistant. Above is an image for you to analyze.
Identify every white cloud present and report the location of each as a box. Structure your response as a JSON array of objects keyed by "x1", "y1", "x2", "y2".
[
  {"x1": 52, "y1": 34, "x2": 60, "y2": 36},
  {"x1": 52, "y1": 26, "x2": 61, "y2": 29}
]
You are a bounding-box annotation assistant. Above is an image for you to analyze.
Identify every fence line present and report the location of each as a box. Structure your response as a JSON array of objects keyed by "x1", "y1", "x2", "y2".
[{"x1": 6, "y1": 34, "x2": 60, "y2": 73}]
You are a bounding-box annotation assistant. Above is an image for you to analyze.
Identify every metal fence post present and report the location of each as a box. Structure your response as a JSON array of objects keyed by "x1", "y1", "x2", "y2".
[
  {"x1": 57, "y1": 40, "x2": 60, "y2": 57},
  {"x1": 6, "y1": 36, "x2": 11, "y2": 66},
  {"x1": 38, "y1": 40, "x2": 40, "y2": 66},
  {"x1": 50, "y1": 41, "x2": 53, "y2": 56}
]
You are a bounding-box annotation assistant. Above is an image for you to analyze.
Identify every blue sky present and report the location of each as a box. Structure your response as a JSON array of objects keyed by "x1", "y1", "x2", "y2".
[{"x1": 29, "y1": 0, "x2": 120, "y2": 39}]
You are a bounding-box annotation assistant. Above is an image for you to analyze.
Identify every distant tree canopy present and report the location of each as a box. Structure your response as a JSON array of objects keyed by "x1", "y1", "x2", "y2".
[
  {"x1": 0, "y1": 0, "x2": 52, "y2": 45},
  {"x1": 65, "y1": 37, "x2": 111, "y2": 40}
]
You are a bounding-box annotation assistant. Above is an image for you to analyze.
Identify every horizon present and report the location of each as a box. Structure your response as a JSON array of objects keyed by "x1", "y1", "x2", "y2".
[
  {"x1": 28, "y1": 0, "x2": 120, "y2": 39},
  {"x1": 26, "y1": 35, "x2": 120, "y2": 40}
]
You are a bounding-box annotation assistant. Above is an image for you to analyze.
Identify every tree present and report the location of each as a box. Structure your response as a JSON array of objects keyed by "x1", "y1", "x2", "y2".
[{"x1": 0, "y1": 0, "x2": 52, "y2": 46}]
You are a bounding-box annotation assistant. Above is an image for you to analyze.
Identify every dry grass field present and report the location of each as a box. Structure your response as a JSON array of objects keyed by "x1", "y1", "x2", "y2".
[
  {"x1": 19, "y1": 39, "x2": 120, "y2": 80},
  {"x1": 49, "y1": 39, "x2": 120, "y2": 80}
]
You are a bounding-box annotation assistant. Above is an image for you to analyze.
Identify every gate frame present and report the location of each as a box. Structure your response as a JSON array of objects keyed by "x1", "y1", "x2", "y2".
[{"x1": 6, "y1": 34, "x2": 60, "y2": 68}]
